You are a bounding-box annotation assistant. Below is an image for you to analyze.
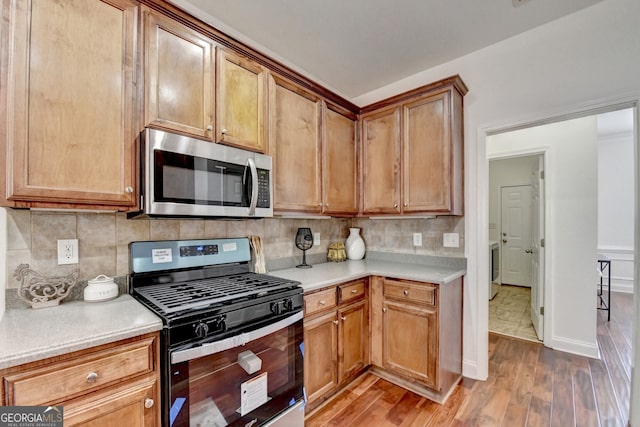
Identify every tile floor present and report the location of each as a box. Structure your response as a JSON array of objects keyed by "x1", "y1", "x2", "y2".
[{"x1": 489, "y1": 284, "x2": 541, "y2": 342}]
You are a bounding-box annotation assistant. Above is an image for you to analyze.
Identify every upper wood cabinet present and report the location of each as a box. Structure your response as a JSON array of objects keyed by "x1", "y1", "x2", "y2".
[
  {"x1": 360, "y1": 107, "x2": 402, "y2": 214},
  {"x1": 269, "y1": 75, "x2": 322, "y2": 213},
  {"x1": 0, "y1": 0, "x2": 138, "y2": 210},
  {"x1": 143, "y1": 7, "x2": 214, "y2": 139},
  {"x1": 216, "y1": 47, "x2": 267, "y2": 152},
  {"x1": 360, "y1": 76, "x2": 467, "y2": 216},
  {"x1": 322, "y1": 103, "x2": 358, "y2": 215}
]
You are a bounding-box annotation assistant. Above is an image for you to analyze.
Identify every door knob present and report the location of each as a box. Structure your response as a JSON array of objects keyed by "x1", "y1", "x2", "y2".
[{"x1": 502, "y1": 239, "x2": 507, "y2": 243}]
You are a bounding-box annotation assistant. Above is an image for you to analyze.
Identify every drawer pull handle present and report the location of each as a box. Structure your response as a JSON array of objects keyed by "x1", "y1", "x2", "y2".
[
  {"x1": 333, "y1": 320, "x2": 339, "y2": 325},
  {"x1": 319, "y1": 300, "x2": 326, "y2": 305},
  {"x1": 86, "y1": 372, "x2": 98, "y2": 383},
  {"x1": 145, "y1": 398, "x2": 155, "y2": 409},
  {"x1": 403, "y1": 290, "x2": 409, "y2": 296},
  {"x1": 351, "y1": 289, "x2": 357, "y2": 294}
]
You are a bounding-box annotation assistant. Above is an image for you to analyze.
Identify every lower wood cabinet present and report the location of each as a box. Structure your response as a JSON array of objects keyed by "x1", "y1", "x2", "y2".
[
  {"x1": 303, "y1": 279, "x2": 368, "y2": 411},
  {"x1": 0, "y1": 332, "x2": 160, "y2": 426},
  {"x1": 371, "y1": 276, "x2": 463, "y2": 403}
]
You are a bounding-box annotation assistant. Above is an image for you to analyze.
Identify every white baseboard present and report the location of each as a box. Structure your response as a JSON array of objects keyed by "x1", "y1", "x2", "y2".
[
  {"x1": 550, "y1": 335, "x2": 600, "y2": 359},
  {"x1": 462, "y1": 358, "x2": 484, "y2": 380}
]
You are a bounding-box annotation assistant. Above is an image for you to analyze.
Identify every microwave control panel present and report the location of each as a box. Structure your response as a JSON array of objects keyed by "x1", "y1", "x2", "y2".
[{"x1": 257, "y1": 169, "x2": 270, "y2": 208}]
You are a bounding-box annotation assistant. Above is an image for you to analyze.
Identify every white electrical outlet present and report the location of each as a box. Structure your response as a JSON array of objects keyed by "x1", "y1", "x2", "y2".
[
  {"x1": 313, "y1": 232, "x2": 320, "y2": 246},
  {"x1": 57, "y1": 239, "x2": 79, "y2": 265},
  {"x1": 443, "y1": 233, "x2": 459, "y2": 248},
  {"x1": 413, "y1": 233, "x2": 422, "y2": 247}
]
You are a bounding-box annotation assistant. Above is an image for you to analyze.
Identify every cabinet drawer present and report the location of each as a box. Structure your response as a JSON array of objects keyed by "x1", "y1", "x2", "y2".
[
  {"x1": 383, "y1": 279, "x2": 436, "y2": 306},
  {"x1": 4, "y1": 337, "x2": 156, "y2": 406},
  {"x1": 304, "y1": 288, "x2": 337, "y2": 316},
  {"x1": 338, "y1": 279, "x2": 366, "y2": 304}
]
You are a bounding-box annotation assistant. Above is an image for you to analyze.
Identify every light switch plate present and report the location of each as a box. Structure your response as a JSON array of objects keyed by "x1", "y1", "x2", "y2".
[{"x1": 443, "y1": 233, "x2": 459, "y2": 248}]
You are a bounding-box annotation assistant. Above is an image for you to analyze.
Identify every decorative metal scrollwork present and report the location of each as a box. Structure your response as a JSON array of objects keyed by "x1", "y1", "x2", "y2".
[{"x1": 14, "y1": 264, "x2": 79, "y2": 309}]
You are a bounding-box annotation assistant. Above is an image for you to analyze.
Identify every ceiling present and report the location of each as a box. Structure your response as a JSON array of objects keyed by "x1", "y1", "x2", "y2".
[{"x1": 171, "y1": 0, "x2": 602, "y2": 102}]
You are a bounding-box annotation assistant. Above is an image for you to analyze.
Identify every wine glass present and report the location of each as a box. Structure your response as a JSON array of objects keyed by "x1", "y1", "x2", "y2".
[{"x1": 295, "y1": 227, "x2": 313, "y2": 268}]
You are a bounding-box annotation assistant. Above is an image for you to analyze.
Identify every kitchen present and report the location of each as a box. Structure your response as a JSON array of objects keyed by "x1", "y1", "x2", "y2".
[{"x1": 1, "y1": 0, "x2": 639, "y2": 425}]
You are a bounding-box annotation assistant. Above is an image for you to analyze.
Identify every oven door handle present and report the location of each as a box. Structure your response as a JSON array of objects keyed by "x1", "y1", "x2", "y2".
[{"x1": 171, "y1": 311, "x2": 303, "y2": 364}]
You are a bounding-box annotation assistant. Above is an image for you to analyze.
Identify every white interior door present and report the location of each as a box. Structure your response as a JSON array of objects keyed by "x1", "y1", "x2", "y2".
[
  {"x1": 530, "y1": 156, "x2": 545, "y2": 340},
  {"x1": 500, "y1": 185, "x2": 533, "y2": 287}
]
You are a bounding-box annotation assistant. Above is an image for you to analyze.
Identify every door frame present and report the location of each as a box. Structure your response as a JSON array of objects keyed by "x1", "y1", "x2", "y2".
[{"x1": 489, "y1": 151, "x2": 550, "y2": 346}]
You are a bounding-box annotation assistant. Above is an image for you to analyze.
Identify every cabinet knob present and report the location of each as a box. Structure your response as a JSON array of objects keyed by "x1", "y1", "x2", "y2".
[
  {"x1": 333, "y1": 320, "x2": 339, "y2": 325},
  {"x1": 125, "y1": 186, "x2": 133, "y2": 194},
  {"x1": 221, "y1": 128, "x2": 228, "y2": 134},
  {"x1": 207, "y1": 125, "x2": 213, "y2": 131},
  {"x1": 144, "y1": 398, "x2": 154, "y2": 409},
  {"x1": 382, "y1": 308, "x2": 387, "y2": 313},
  {"x1": 319, "y1": 300, "x2": 326, "y2": 305},
  {"x1": 341, "y1": 316, "x2": 347, "y2": 321},
  {"x1": 403, "y1": 203, "x2": 408, "y2": 207},
  {"x1": 351, "y1": 289, "x2": 357, "y2": 294},
  {"x1": 393, "y1": 203, "x2": 398, "y2": 208},
  {"x1": 403, "y1": 290, "x2": 409, "y2": 296},
  {"x1": 86, "y1": 372, "x2": 98, "y2": 383}
]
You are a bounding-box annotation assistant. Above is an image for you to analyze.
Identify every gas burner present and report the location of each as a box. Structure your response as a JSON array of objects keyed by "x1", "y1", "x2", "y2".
[{"x1": 134, "y1": 272, "x2": 299, "y2": 315}]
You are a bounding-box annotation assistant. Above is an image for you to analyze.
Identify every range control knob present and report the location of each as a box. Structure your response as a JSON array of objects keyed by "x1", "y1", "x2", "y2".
[
  {"x1": 271, "y1": 301, "x2": 282, "y2": 315},
  {"x1": 194, "y1": 322, "x2": 209, "y2": 339},
  {"x1": 284, "y1": 298, "x2": 293, "y2": 311},
  {"x1": 213, "y1": 316, "x2": 227, "y2": 333}
]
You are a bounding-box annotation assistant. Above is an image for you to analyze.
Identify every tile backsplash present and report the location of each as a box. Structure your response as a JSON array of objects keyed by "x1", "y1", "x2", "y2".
[{"x1": 4, "y1": 209, "x2": 464, "y2": 289}]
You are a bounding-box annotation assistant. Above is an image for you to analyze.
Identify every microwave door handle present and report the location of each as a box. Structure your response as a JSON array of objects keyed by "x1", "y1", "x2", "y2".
[{"x1": 246, "y1": 158, "x2": 258, "y2": 216}]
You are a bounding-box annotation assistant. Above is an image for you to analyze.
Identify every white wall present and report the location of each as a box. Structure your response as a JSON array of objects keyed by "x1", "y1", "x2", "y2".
[
  {"x1": 354, "y1": 0, "x2": 640, "y2": 397},
  {"x1": 597, "y1": 118, "x2": 635, "y2": 293},
  {"x1": 489, "y1": 117, "x2": 599, "y2": 356}
]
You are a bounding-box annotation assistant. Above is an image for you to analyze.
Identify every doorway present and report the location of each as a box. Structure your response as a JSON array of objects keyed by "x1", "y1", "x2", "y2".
[
  {"x1": 485, "y1": 106, "x2": 636, "y2": 420},
  {"x1": 489, "y1": 155, "x2": 543, "y2": 342}
]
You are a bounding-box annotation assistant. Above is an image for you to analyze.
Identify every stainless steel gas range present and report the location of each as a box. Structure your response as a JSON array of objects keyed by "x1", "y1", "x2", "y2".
[{"x1": 129, "y1": 238, "x2": 304, "y2": 427}]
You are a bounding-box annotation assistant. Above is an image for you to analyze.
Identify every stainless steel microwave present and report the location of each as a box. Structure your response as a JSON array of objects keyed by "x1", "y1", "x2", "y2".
[{"x1": 129, "y1": 128, "x2": 272, "y2": 219}]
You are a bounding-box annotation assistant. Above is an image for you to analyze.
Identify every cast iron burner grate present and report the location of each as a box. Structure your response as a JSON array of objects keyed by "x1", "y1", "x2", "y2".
[{"x1": 134, "y1": 273, "x2": 297, "y2": 314}]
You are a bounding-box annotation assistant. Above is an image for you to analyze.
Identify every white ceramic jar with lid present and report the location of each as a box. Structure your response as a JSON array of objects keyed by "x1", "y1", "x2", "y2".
[{"x1": 84, "y1": 274, "x2": 119, "y2": 302}]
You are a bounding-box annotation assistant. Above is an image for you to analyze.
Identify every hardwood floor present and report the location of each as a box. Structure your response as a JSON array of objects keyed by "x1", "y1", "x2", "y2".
[{"x1": 306, "y1": 292, "x2": 633, "y2": 427}]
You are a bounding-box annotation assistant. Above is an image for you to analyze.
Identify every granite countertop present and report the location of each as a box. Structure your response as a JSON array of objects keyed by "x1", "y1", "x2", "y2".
[
  {"x1": 0, "y1": 294, "x2": 163, "y2": 370},
  {"x1": 269, "y1": 256, "x2": 466, "y2": 293}
]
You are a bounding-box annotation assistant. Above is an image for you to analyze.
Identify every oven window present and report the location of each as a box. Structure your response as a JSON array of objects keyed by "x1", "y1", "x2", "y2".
[
  {"x1": 169, "y1": 320, "x2": 303, "y2": 427},
  {"x1": 154, "y1": 150, "x2": 248, "y2": 207}
]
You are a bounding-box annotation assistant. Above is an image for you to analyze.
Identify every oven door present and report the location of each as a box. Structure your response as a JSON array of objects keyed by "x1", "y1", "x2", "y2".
[{"x1": 168, "y1": 312, "x2": 304, "y2": 427}]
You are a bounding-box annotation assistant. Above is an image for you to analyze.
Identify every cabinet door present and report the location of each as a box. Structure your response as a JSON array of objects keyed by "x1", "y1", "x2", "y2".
[
  {"x1": 303, "y1": 310, "x2": 338, "y2": 403},
  {"x1": 361, "y1": 107, "x2": 401, "y2": 214},
  {"x1": 216, "y1": 47, "x2": 266, "y2": 152},
  {"x1": 144, "y1": 8, "x2": 214, "y2": 139},
  {"x1": 64, "y1": 377, "x2": 158, "y2": 427},
  {"x1": 322, "y1": 103, "x2": 358, "y2": 215},
  {"x1": 2, "y1": 0, "x2": 138, "y2": 208},
  {"x1": 269, "y1": 76, "x2": 322, "y2": 212},
  {"x1": 403, "y1": 91, "x2": 452, "y2": 213},
  {"x1": 382, "y1": 299, "x2": 438, "y2": 389},
  {"x1": 338, "y1": 300, "x2": 368, "y2": 381}
]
